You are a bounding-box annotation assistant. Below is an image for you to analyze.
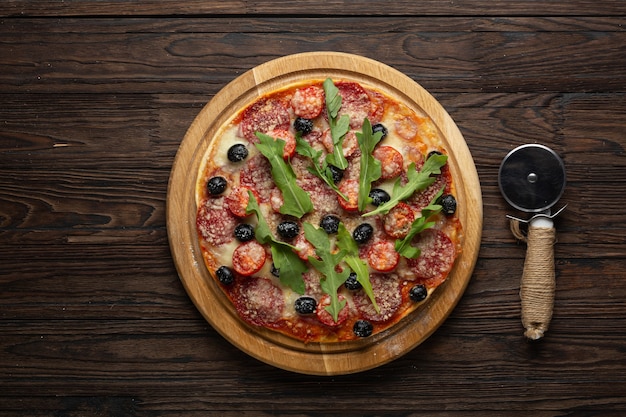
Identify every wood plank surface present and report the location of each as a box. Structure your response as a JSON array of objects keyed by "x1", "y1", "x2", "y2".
[
  {"x1": 1, "y1": 1, "x2": 626, "y2": 414},
  {"x1": 1, "y1": 18, "x2": 624, "y2": 94},
  {"x1": 2, "y1": 0, "x2": 626, "y2": 17}
]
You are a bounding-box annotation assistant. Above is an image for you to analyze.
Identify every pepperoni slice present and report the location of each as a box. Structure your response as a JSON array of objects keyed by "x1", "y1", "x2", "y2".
[
  {"x1": 316, "y1": 294, "x2": 349, "y2": 327},
  {"x1": 337, "y1": 178, "x2": 359, "y2": 212},
  {"x1": 239, "y1": 154, "x2": 273, "y2": 202},
  {"x1": 353, "y1": 274, "x2": 402, "y2": 323},
  {"x1": 293, "y1": 233, "x2": 317, "y2": 261},
  {"x1": 406, "y1": 229, "x2": 456, "y2": 288},
  {"x1": 373, "y1": 146, "x2": 404, "y2": 179},
  {"x1": 322, "y1": 130, "x2": 359, "y2": 159},
  {"x1": 407, "y1": 165, "x2": 452, "y2": 212},
  {"x1": 336, "y1": 82, "x2": 371, "y2": 129},
  {"x1": 291, "y1": 86, "x2": 324, "y2": 119},
  {"x1": 402, "y1": 146, "x2": 426, "y2": 172},
  {"x1": 232, "y1": 240, "x2": 267, "y2": 276},
  {"x1": 302, "y1": 269, "x2": 324, "y2": 298},
  {"x1": 266, "y1": 128, "x2": 296, "y2": 159},
  {"x1": 341, "y1": 154, "x2": 362, "y2": 182},
  {"x1": 367, "y1": 240, "x2": 400, "y2": 272},
  {"x1": 394, "y1": 116, "x2": 419, "y2": 141},
  {"x1": 225, "y1": 186, "x2": 259, "y2": 218},
  {"x1": 383, "y1": 202, "x2": 415, "y2": 239},
  {"x1": 269, "y1": 187, "x2": 284, "y2": 213},
  {"x1": 233, "y1": 277, "x2": 284, "y2": 326},
  {"x1": 196, "y1": 197, "x2": 238, "y2": 246},
  {"x1": 366, "y1": 89, "x2": 386, "y2": 124},
  {"x1": 239, "y1": 98, "x2": 290, "y2": 142},
  {"x1": 290, "y1": 155, "x2": 341, "y2": 214}
]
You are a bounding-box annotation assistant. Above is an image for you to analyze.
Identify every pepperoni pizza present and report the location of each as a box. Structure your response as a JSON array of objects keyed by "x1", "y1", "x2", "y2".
[{"x1": 196, "y1": 79, "x2": 462, "y2": 343}]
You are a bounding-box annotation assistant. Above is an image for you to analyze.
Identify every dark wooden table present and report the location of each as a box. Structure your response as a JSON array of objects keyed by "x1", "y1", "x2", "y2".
[{"x1": 2, "y1": 1, "x2": 625, "y2": 415}]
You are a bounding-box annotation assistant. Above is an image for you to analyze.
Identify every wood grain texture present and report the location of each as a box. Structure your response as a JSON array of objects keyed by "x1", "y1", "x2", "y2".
[
  {"x1": 2, "y1": 0, "x2": 626, "y2": 17},
  {"x1": 1, "y1": 18, "x2": 624, "y2": 95},
  {"x1": 1, "y1": 3, "x2": 626, "y2": 414}
]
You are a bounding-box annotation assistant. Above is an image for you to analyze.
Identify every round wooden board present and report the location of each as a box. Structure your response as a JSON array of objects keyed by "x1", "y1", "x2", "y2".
[{"x1": 167, "y1": 52, "x2": 483, "y2": 375}]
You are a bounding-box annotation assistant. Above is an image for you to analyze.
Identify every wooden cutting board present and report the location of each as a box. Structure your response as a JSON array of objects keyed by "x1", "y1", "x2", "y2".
[{"x1": 167, "y1": 52, "x2": 483, "y2": 375}]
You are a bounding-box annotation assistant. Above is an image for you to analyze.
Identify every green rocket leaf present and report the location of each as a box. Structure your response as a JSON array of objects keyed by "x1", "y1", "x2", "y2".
[
  {"x1": 303, "y1": 222, "x2": 349, "y2": 322},
  {"x1": 255, "y1": 132, "x2": 313, "y2": 218},
  {"x1": 336, "y1": 223, "x2": 380, "y2": 313},
  {"x1": 394, "y1": 188, "x2": 444, "y2": 259},
  {"x1": 246, "y1": 192, "x2": 307, "y2": 294},
  {"x1": 363, "y1": 153, "x2": 448, "y2": 217},
  {"x1": 323, "y1": 78, "x2": 350, "y2": 170},
  {"x1": 356, "y1": 118, "x2": 383, "y2": 211},
  {"x1": 295, "y1": 135, "x2": 349, "y2": 200}
]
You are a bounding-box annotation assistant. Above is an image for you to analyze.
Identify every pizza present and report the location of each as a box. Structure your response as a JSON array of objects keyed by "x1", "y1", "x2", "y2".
[{"x1": 195, "y1": 78, "x2": 462, "y2": 343}]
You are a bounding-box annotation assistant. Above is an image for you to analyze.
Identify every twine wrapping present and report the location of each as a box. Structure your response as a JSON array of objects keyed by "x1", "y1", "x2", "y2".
[{"x1": 509, "y1": 218, "x2": 556, "y2": 340}]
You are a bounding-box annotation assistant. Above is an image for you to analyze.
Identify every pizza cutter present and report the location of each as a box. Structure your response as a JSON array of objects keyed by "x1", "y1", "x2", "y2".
[{"x1": 498, "y1": 144, "x2": 566, "y2": 340}]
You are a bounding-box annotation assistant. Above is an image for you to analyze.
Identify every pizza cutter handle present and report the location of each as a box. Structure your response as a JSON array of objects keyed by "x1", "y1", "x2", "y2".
[{"x1": 520, "y1": 216, "x2": 556, "y2": 340}]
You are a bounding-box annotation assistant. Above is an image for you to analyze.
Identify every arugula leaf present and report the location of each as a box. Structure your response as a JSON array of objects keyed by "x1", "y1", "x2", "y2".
[
  {"x1": 394, "y1": 188, "x2": 444, "y2": 259},
  {"x1": 363, "y1": 153, "x2": 448, "y2": 217},
  {"x1": 324, "y1": 78, "x2": 343, "y2": 119},
  {"x1": 246, "y1": 192, "x2": 307, "y2": 294},
  {"x1": 336, "y1": 223, "x2": 380, "y2": 313},
  {"x1": 269, "y1": 244, "x2": 307, "y2": 294},
  {"x1": 295, "y1": 135, "x2": 349, "y2": 201},
  {"x1": 255, "y1": 132, "x2": 313, "y2": 218},
  {"x1": 303, "y1": 222, "x2": 350, "y2": 322},
  {"x1": 356, "y1": 118, "x2": 383, "y2": 211},
  {"x1": 245, "y1": 190, "x2": 274, "y2": 245},
  {"x1": 322, "y1": 78, "x2": 350, "y2": 170}
]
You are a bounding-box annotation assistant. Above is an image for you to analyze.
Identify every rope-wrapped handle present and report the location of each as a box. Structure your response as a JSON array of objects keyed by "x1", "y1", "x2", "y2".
[{"x1": 510, "y1": 217, "x2": 556, "y2": 340}]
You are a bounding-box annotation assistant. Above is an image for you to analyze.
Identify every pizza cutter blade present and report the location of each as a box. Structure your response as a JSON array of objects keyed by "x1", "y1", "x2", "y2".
[{"x1": 498, "y1": 144, "x2": 566, "y2": 340}]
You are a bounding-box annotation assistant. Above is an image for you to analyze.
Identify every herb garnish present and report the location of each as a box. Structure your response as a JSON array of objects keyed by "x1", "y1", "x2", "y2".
[
  {"x1": 394, "y1": 188, "x2": 444, "y2": 259},
  {"x1": 255, "y1": 132, "x2": 313, "y2": 218},
  {"x1": 336, "y1": 223, "x2": 380, "y2": 313},
  {"x1": 322, "y1": 78, "x2": 350, "y2": 171},
  {"x1": 246, "y1": 192, "x2": 307, "y2": 294},
  {"x1": 295, "y1": 135, "x2": 349, "y2": 201},
  {"x1": 356, "y1": 118, "x2": 383, "y2": 211},
  {"x1": 363, "y1": 153, "x2": 448, "y2": 217},
  {"x1": 303, "y1": 222, "x2": 350, "y2": 322}
]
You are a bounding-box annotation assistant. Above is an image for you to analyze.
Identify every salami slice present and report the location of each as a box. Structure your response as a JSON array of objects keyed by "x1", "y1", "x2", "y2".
[
  {"x1": 239, "y1": 98, "x2": 290, "y2": 142},
  {"x1": 291, "y1": 155, "x2": 341, "y2": 214},
  {"x1": 406, "y1": 229, "x2": 456, "y2": 288},
  {"x1": 293, "y1": 233, "x2": 317, "y2": 261},
  {"x1": 225, "y1": 186, "x2": 258, "y2": 218},
  {"x1": 383, "y1": 202, "x2": 415, "y2": 239},
  {"x1": 336, "y1": 82, "x2": 371, "y2": 129},
  {"x1": 196, "y1": 197, "x2": 238, "y2": 246},
  {"x1": 232, "y1": 240, "x2": 267, "y2": 276},
  {"x1": 394, "y1": 115, "x2": 419, "y2": 141},
  {"x1": 316, "y1": 294, "x2": 350, "y2": 327},
  {"x1": 239, "y1": 154, "x2": 274, "y2": 202},
  {"x1": 337, "y1": 178, "x2": 359, "y2": 212},
  {"x1": 322, "y1": 130, "x2": 359, "y2": 159},
  {"x1": 373, "y1": 146, "x2": 403, "y2": 180},
  {"x1": 233, "y1": 277, "x2": 285, "y2": 326},
  {"x1": 353, "y1": 274, "x2": 402, "y2": 323},
  {"x1": 266, "y1": 128, "x2": 296, "y2": 159},
  {"x1": 302, "y1": 269, "x2": 324, "y2": 298},
  {"x1": 269, "y1": 187, "x2": 284, "y2": 213},
  {"x1": 291, "y1": 85, "x2": 325, "y2": 119},
  {"x1": 407, "y1": 166, "x2": 452, "y2": 212},
  {"x1": 300, "y1": 129, "x2": 324, "y2": 148},
  {"x1": 366, "y1": 89, "x2": 386, "y2": 124},
  {"x1": 367, "y1": 240, "x2": 400, "y2": 272}
]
